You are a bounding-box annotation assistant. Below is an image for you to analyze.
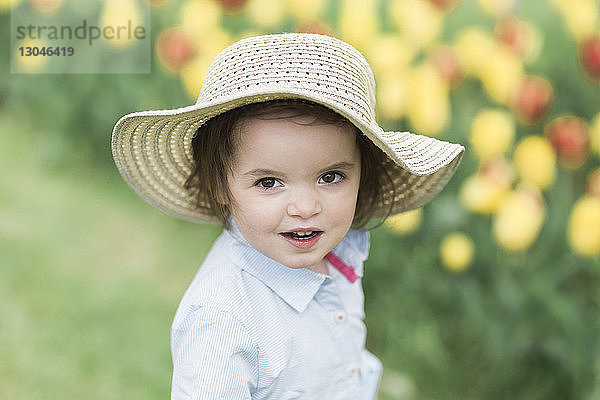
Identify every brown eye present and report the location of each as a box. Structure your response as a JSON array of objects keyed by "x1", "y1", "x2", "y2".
[
  {"x1": 319, "y1": 172, "x2": 343, "y2": 184},
  {"x1": 321, "y1": 173, "x2": 335, "y2": 183},
  {"x1": 257, "y1": 178, "x2": 282, "y2": 189},
  {"x1": 262, "y1": 178, "x2": 275, "y2": 187}
]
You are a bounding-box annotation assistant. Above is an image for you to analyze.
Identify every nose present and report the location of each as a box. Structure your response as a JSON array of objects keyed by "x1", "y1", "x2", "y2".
[{"x1": 286, "y1": 187, "x2": 322, "y2": 219}]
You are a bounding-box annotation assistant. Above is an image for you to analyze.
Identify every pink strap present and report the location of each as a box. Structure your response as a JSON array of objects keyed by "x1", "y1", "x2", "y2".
[{"x1": 325, "y1": 252, "x2": 359, "y2": 283}]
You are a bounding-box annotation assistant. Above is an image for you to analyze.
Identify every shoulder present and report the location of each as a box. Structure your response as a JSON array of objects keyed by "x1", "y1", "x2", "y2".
[
  {"x1": 174, "y1": 266, "x2": 247, "y2": 326},
  {"x1": 171, "y1": 231, "x2": 258, "y2": 333},
  {"x1": 344, "y1": 229, "x2": 370, "y2": 256},
  {"x1": 333, "y1": 229, "x2": 370, "y2": 265},
  {"x1": 170, "y1": 238, "x2": 261, "y2": 367}
]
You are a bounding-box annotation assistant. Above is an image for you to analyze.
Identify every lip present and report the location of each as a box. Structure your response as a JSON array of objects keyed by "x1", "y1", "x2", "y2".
[{"x1": 279, "y1": 228, "x2": 323, "y2": 250}]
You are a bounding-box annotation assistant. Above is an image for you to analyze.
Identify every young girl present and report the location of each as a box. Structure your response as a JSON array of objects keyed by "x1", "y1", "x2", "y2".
[{"x1": 112, "y1": 33, "x2": 464, "y2": 399}]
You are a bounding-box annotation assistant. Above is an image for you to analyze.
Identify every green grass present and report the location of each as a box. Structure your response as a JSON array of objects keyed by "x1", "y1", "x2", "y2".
[{"x1": 0, "y1": 112, "x2": 222, "y2": 399}]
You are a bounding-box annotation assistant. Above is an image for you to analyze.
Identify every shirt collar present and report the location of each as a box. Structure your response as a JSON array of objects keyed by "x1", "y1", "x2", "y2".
[
  {"x1": 329, "y1": 229, "x2": 370, "y2": 279},
  {"x1": 224, "y1": 220, "x2": 370, "y2": 313}
]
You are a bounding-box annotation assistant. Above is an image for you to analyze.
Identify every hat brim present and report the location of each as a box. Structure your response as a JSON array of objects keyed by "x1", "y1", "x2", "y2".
[{"x1": 112, "y1": 89, "x2": 464, "y2": 223}]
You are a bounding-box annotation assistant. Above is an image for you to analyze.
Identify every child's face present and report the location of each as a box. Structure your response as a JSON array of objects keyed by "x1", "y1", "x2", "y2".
[{"x1": 227, "y1": 115, "x2": 361, "y2": 272}]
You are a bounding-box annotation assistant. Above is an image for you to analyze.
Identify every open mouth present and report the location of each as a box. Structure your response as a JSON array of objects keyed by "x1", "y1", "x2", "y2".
[
  {"x1": 279, "y1": 230, "x2": 324, "y2": 249},
  {"x1": 281, "y1": 230, "x2": 322, "y2": 240}
]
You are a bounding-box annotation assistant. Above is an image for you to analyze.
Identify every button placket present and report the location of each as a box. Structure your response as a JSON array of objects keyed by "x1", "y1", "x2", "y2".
[{"x1": 314, "y1": 278, "x2": 361, "y2": 394}]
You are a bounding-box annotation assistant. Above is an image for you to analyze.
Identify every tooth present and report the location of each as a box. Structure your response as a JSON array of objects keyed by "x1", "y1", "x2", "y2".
[{"x1": 289, "y1": 231, "x2": 315, "y2": 238}]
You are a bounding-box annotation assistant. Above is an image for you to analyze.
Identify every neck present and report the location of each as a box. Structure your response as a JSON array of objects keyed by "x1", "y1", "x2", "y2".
[{"x1": 308, "y1": 258, "x2": 329, "y2": 275}]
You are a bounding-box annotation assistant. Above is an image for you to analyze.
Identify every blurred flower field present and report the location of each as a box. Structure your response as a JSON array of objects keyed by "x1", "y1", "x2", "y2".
[{"x1": 1, "y1": 0, "x2": 600, "y2": 399}]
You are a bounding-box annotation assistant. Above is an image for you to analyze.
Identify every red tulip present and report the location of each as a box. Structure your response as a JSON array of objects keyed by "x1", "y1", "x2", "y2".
[
  {"x1": 495, "y1": 17, "x2": 540, "y2": 61},
  {"x1": 426, "y1": 0, "x2": 460, "y2": 12},
  {"x1": 429, "y1": 45, "x2": 464, "y2": 87},
  {"x1": 156, "y1": 28, "x2": 195, "y2": 72},
  {"x1": 29, "y1": 0, "x2": 63, "y2": 14},
  {"x1": 143, "y1": 0, "x2": 170, "y2": 7},
  {"x1": 579, "y1": 34, "x2": 600, "y2": 82},
  {"x1": 545, "y1": 115, "x2": 590, "y2": 169},
  {"x1": 215, "y1": 0, "x2": 247, "y2": 10},
  {"x1": 296, "y1": 21, "x2": 333, "y2": 36},
  {"x1": 510, "y1": 75, "x2": 553, "y2": 124}
]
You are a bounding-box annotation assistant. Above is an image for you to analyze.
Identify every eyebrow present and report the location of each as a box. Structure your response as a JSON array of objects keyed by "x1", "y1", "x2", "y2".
[{"x1": 242, "y1": 161, "x2": 357, "y2": 178}]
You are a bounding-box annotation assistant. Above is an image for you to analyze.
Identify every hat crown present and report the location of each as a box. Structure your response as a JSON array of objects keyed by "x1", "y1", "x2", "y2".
[{"x1": 197, "y1": 33, "x2": 377, "y2": 125}]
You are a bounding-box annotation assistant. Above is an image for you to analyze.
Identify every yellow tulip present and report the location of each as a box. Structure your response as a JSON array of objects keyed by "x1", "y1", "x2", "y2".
[
  {"x1": 513, "y1": 136, "x2": 556, "y2": 190},
  {"x1": 180, "y1": 0, "x2": 222, "y2": 38},
  {"x1": 100, "y1": 0, "x2": 144, "y2": 48},
  {"x1": 460, "y1": 174, "x2": 505, "y2": 214},
  {"x1": 286, "y1": 0, "x2": 327, "y2": 21},
  {"x1": 376, "y1": 71, "x2": 410, "y2": 121},
  {"x1": 13, "y1": 39, "x2": 50, "y2": 72},
  {"x1": 384, "y1": 208, "x2": 423, "y2": 235},
  {"x1": 568, "y1": 196, "x2": 600, "y2": 257},
  {"x1": 476, "y1": 0, "x2": 516, "y2": 17},
  {"x1": 388, "y1": 0, "x2": 443, "y2": 50},
  {"x1": 479, "y1": 44, "x2": 523, "y2": 104},
  {"x1": 440, "y1": 232, "x2": 474, "y2": 272},
  {"x1": 178, "y1": 26, "x2": 231, "y2": 94},
  {"x1": 168, "y1": 25, "x2": 231, "y2": 78},
  {"x1": 550, "y1": 0, "x2": 598, "y2": 40},
  {"x1": 339, "y1": 0, "x2": 378, "y2": 51},
  {"x1": 454, "y1": 27, "x2": 495, "y2": 76},
  {"x1": 364, "y1": 34, "x2": 414, "y2": 77},
  {"x1": 180, "y1": 54, "x2": 213, "y2": 99},
  {"x1": 493, "y1": 185, "x2": 546, "y2": 252},
  {"x1": 459, "y1": 158, "x2": 514, "y2": 214},
  {"x1": 591, "y1": 112, "x2": 600, "y2": 157},
  {"x1": 470, "y1": 109, "x2": 516, "y2": 161},
  {"x1": 407, "y1": 63, "x2": 450, "y2": 136},
  {"x1": 195, "y1": 27, "x2": 233, "y2": 60},
  {"x1": 247, "y1": 0, "x2": 286, "y2": 29},
  {"x1": 0, "y1": 0, "x2": 21, "y2": 12}
]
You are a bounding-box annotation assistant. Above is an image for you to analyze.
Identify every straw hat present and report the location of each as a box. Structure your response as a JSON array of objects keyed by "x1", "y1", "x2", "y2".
[{"x1": 111, "y1": 33, "x2": 464, "y2": 223}]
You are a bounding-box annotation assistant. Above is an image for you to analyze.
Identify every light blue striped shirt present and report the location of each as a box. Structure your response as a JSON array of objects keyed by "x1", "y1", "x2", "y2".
[{"x1": 171, "y1": 223, "x2": 382, "y2": 399}]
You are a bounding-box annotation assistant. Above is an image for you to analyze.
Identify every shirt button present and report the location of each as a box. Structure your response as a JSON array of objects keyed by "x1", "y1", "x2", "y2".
[
  {"x1": 348, "y1": 363, "x2": 359, "y2": 377},
  {"x1": 334, "y1": 311, "x2": 346, "y2": 323}
]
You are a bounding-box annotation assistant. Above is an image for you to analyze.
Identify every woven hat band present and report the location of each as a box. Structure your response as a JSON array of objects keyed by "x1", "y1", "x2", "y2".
[{"x1": 197, "y1": 34, "x2": 378, "y2": 127}]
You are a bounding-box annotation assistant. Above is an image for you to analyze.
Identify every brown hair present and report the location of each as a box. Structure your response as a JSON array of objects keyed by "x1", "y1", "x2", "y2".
[{"x1": 184, "y1": 99, "x2": 394, "y2": 230}]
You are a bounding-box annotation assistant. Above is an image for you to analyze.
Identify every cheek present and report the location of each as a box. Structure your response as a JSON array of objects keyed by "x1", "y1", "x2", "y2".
[
  {"x1": 231, "y1": 198, "x2": 282, "y2": 232},
  {"x1": 327, "y1": 184, "x2": 360, "y2": 224}
]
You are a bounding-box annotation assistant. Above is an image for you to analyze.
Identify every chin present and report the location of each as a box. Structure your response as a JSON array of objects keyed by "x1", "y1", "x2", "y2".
[{"x1": 280, "y1": 254, "x2": 324, "y2": 270}]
